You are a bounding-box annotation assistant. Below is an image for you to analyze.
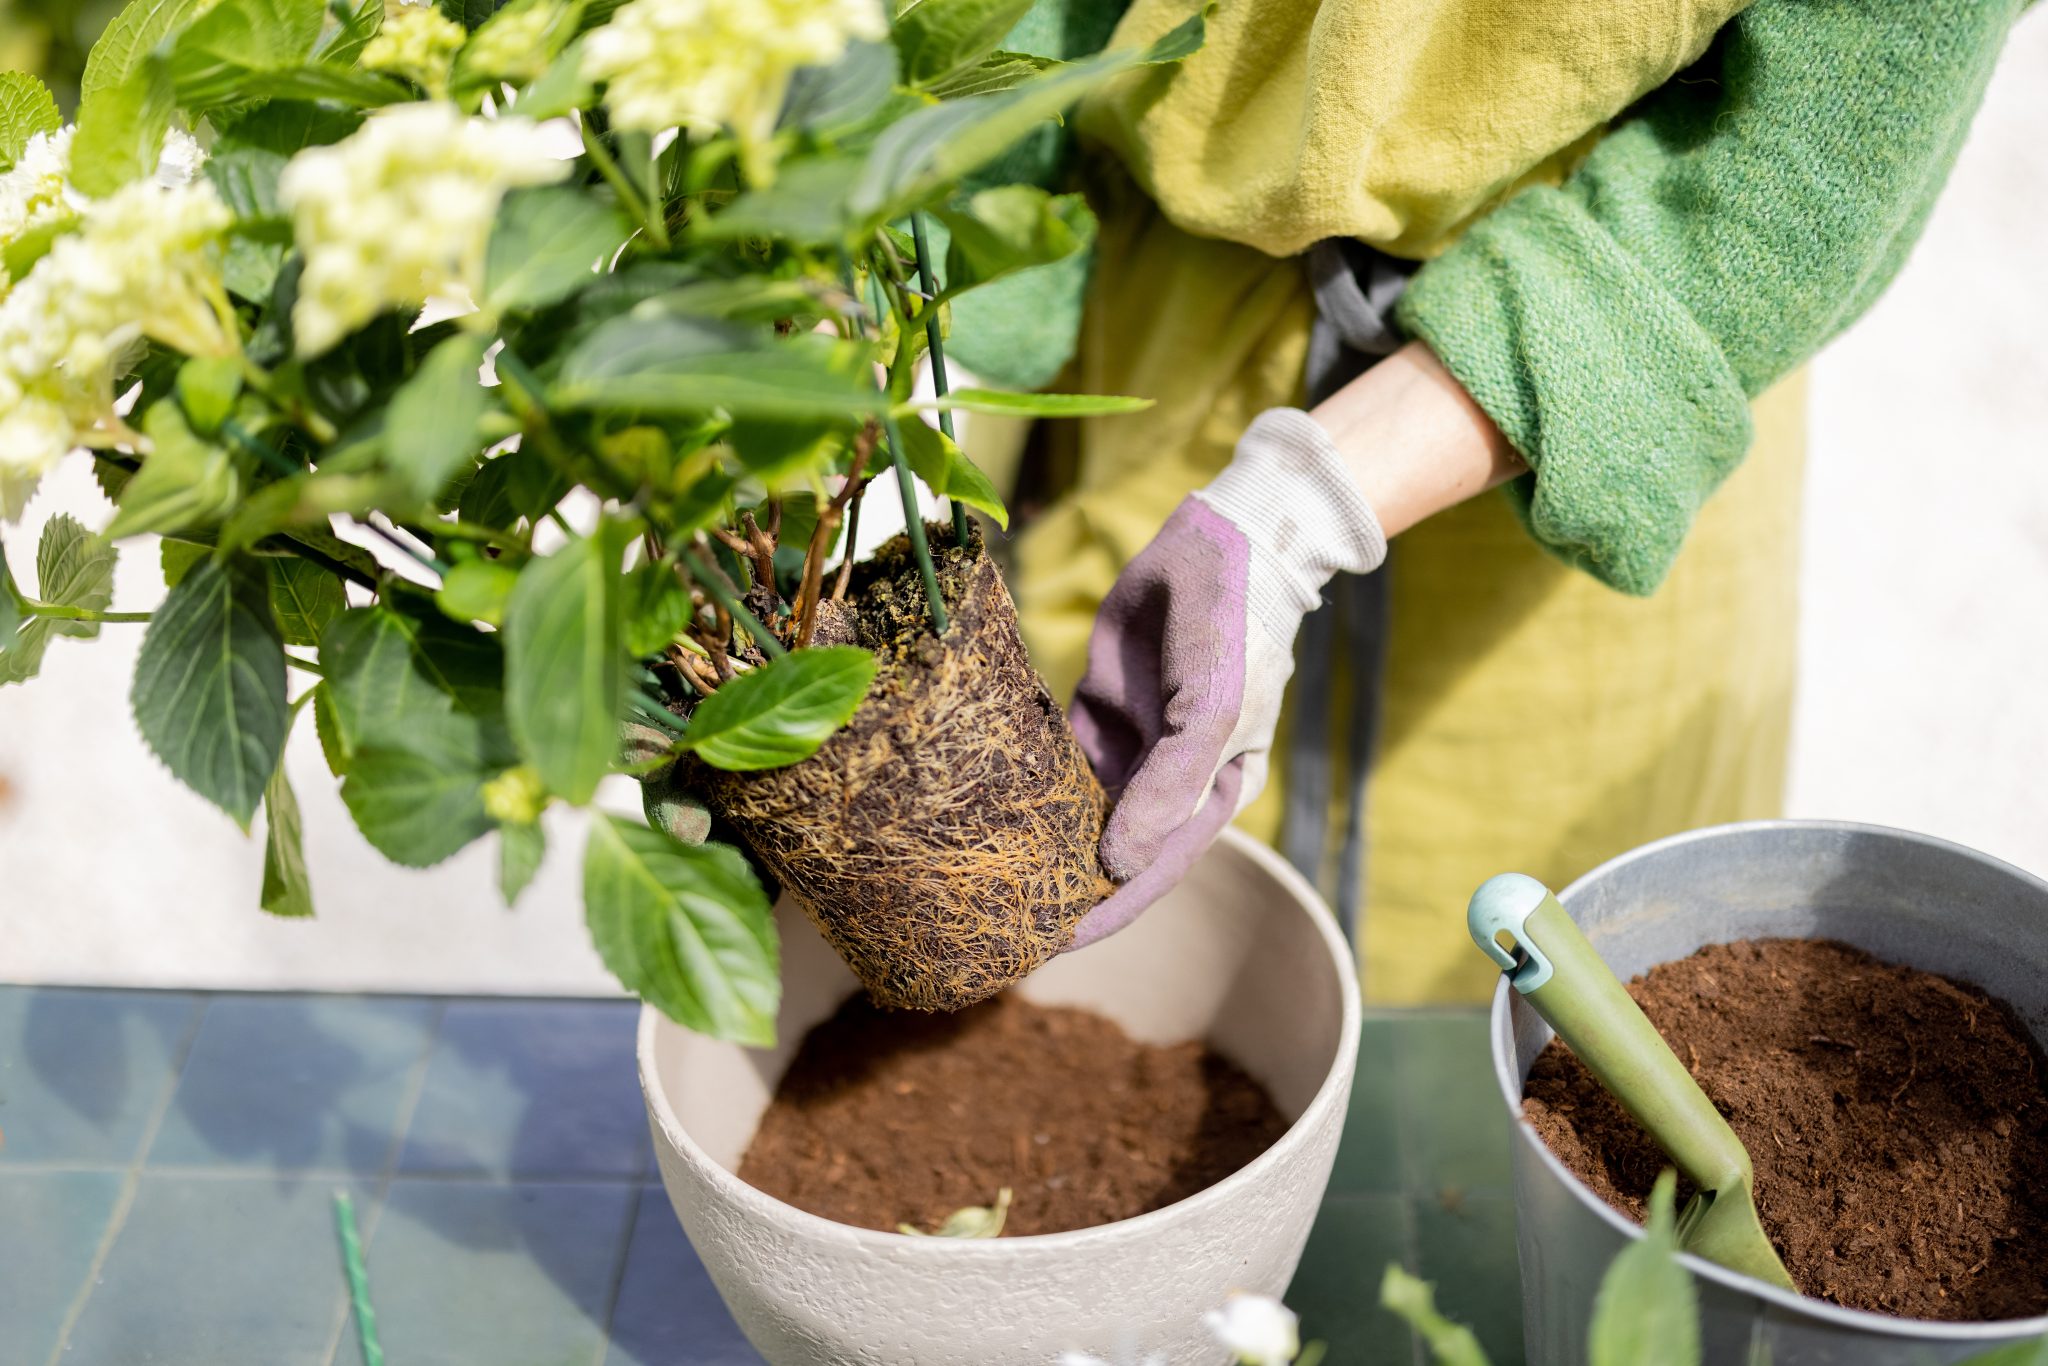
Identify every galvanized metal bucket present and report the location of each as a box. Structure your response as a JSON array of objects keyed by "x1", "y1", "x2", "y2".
[{"x1": 1489, "y1": 820, "x2": 2048, "y2": 1365}]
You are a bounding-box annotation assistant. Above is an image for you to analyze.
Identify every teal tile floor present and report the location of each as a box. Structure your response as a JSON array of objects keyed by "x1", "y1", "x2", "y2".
[{"x1": 0, "y1": 988, "x2": 1520, "y2": 1366}]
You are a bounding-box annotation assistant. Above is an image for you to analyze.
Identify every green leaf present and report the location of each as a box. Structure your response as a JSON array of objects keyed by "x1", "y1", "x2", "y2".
[
  {"x1": 507, "y1": 35, "x2": 592, "y2": 120},
  {"x1": 320, "y1": 603, "x2": 513, "y2": 758},
  {"x1": 82, "y1": 0, "x2": 217, "y2": 101},
  {"x1": 935, "y1": 186, "x2": 1089, "y2": 295},
  {"x1": 486, "y1": 186, "x2": 631, "y2": 313},
  {"x1": 317, "y1": 0, "x2": 382, "y2": 66},
  {"x1": 623, "y1": 561, "x2": 691, "y2": 657},
  {"x1": 1589, "y1": 1171, "x2": 1700, "y2": 1366},
  {"x1": 70, "y1": 52, "x2": 176, "y2": 197},
  {"x1": 218, "y1": 470, "x2": 413, "y2": 555},
  {"x1": 311, "y1": 679, "x2": 349, "y2": 776},
  {"x1": 461, "y1": 444, "x2": 569, "y2": 527},
  {"x1": 266, "y1": 557, "x2": 343, "y2": 647},
  {"x1": 851, "y1": 6, "x2": 1206, "y2": 222},
  {"x1": 0, "y1": 533, "x2": 20, "y2": 654},
  {"x1": 894, "y1": 416, "x2": 1006, "y2": 528},
  {"x1": 779, "y1": 40, "x2": 897, "y2": 132},
  {"x1": 1379, "y1": 1267, "x2": 1492, "y2": 1366},
  {"x1": 169, "y1": 0, "x2": 325, "y2": 109},
  {"x1": 503, "y1": 523, "x2": 628, "y2": 804},
  {"x1": 342, "y1": 744, "x2": 495, "y2": 865},
  {"x1": 0, "y1": 73, "x2": 61, "y2": 169},
  {"x1": 108, "y1": 403, "x2": 242, "y2": 540},
  {"x1": 499, "y1": 821, "x2": 546, "y2": 905},
  {"x1": 911, "y1": 387, "x2": 1151, "y2": 417},
  {"x1": 177, "y1": 356, "x2": 245, "y2": 435},
  {"x1": 693, "y1": 155, "x2": 864, "y2": 247},
  {"x1": 161, "y1": 538, "x2": 209, "y2": 588},
  {"x1": 582, "y1": 817, "x2": 779, "y2": 1044},
  {"x1": 436, "y1": 556, "x2": 519, "y2": 627},
  {"x1": 892, "y1": 0, "x2": 1036, "y2": 88},
  {"x1": 260, "y1": 756, "x2": 314, "y2": 917},
  {"x1": 232, "y1": 65, "x2": 412, "y2": 106},
  {"x1": 679, "y1": 645, "x2": 875, "y2": 771},
  {"x1": 925, "y1": 49, "x2": 1058, "y2": 100},
  {"x1": 130, "y1": 555, "x2": 290, "y2": 829},
  {"x1": 385, "y1": 333, "x2": 495, "y2": 502},
  {"x1": 554, "y1": 317, "x2": 885, "y2": 420},
  {"x1": 1, "y1": 516, "x2": 120, "y2": 687}
]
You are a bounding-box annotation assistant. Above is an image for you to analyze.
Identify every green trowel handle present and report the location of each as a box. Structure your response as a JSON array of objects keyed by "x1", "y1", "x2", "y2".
[{"x1": 1470, "y1": 874, "x2": 1753, "y2": 1199}]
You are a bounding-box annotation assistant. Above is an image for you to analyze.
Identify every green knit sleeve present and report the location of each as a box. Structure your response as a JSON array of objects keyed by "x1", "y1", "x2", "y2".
[{"x1": 1394, "y1": 0, "x2": 2023, "y2": 596}]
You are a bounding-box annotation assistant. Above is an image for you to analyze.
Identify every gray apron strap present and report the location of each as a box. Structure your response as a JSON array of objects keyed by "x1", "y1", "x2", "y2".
[{"x1": 1284, "y1": 239, "x2": 1416, "y2": 944}]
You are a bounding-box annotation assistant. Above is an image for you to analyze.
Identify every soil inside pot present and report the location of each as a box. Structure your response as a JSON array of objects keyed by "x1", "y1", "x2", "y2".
[
  {"x1": 1523, "y1": 937, "x2": 2048, "y2": 1321},
  {"x1": 737, "y1": 991, "x2": 1290, "y2": 1236},
  {"x1": 694, "y1": 528, "x2": 1113, "y2": 1013}
]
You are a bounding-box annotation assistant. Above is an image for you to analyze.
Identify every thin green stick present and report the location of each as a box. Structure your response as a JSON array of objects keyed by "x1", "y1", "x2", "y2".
[
  {"x1": 863, "y1": 264, "x2": 950, "y2": 635},
  {"x1": 332, "y1": 1191, "x2": 383, "y2": 1366},
  {"x1": 681, "y1": 548, "x2": 787, "y2": 659},
  {"x1": 909, "y1": 212, "x2": 970, "y2": 548}
]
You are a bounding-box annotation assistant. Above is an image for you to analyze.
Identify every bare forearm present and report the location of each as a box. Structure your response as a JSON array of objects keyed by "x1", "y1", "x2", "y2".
[{"x1": 1310, "y1": 340, "x2": 1524, "y2": 539}]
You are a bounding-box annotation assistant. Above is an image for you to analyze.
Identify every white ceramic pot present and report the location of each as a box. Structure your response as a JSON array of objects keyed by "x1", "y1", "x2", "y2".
[{"x1": 639, "y1": 827, "x2": 1362, "y2": 1366}]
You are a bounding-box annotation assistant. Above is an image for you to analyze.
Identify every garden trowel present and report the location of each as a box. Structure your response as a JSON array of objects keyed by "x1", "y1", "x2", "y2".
[{"x1": 1468, "y1": 873, "x2": 1798, "y2": 1293}]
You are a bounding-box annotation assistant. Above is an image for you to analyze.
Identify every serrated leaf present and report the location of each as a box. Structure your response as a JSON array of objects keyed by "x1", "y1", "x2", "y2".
[
  {"x1": 1588, "y1": 1171, "x2": 1699, "y2": 1366},
  {"x1": 1380, "y1": 1267, "x2": 1491, "y2": 1366},
  {"x1": 71, "y1": 52, "x2": 176, "y2": 198},
  {"x1": 935, "y1": 186, "x2": 1088, "y2": 295},
  {"x1": 893, "y1": 0, "x2": 1035, "y2": 88},
  {"x1": 0, "y1": 73, "x2": 61, "y2": 170},
  {"x1": 680, "y1": 645, "x2": 875, "y2": 771},
  {"x1": 582, "y1": 817, "x2": 778, "y2": 1044},
  {"x1": 317, "y1": 0, "x2": 382, "y2": 66},
  {"x1": 2, "y1": 516, "x2": 119, "y2": 686},
  {"x1": 503, "y1": 523, "x2": 627, "y2": 804},
  {"x1": 436, "y1": 556, "x2": 519, "y2": 627},
  {"x1": 485, "y1": 186, "x2": 631, "y2": 312},
  {"x1": 385, "y1": 333, "x2": 494, "y2": 502},
  {"x1": 925, "y1": 49, "x2": 1057, "y2": 100},
  {"x1": 169, "y1": 0, "x2": 324, "y2": 109},
  {"x1": 554, "y1": 317, "x2": 884, "y2": 420},
  {"x1": 894, "y1": 413, "x2": 1007, "y2": 529},
  {"x1": 82, "y1": 0, "x2": 218, "y2": 101},
  {"x1": 911, "y1": 387, "x2": 1151, "y2": 417},
  {"x1": 161, "y1": 538, "x2": 210, "y2": 588},
  {"x1": 260, "y1": 757, "x2": 314, "y2": 917},
  {"x1": 267, "y1": 557, "x2": 343, "y2": 646},
  {"x1": 108, "y1": 403, "x2": 242, "y2": 539},
  {"x1": 499, "y1": 821, "x2": 545, "y2": 905},
  {"x1": 341, "y1": 744, "x2": 495, "y2": 865},
  {"x1": 779, "y1": 39, "x2": 897, "y2": 132},
  {"x1": 130, "y1": 555, "x2": 290, "y2": 829},
  {"x1": 320, "y1": 603, "x2": 512, "y2": 756}
]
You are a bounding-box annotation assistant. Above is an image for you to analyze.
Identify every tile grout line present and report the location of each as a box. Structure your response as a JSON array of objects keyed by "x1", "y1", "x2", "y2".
[
  {"x1": 41, "y1": 992, "x2": 211, "y2": 1366},
  {"x1": 321, "y1": 996, "x2": 449, "y2": 1366},
  {"x1": 588, "y1": 1182, "x2": 646, "y2": 1365}
]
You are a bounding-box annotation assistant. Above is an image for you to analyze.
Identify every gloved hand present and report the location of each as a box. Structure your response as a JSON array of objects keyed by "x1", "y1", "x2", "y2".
[{"x1": 1068, "y1": 408, "x2": 1388, "y2": 948}]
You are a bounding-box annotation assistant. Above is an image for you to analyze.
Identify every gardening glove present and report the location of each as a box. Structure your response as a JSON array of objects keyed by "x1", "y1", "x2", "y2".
[
  {"x1": 1068, "y1": 408, "x2": 1387, "y2": 947},
  {"x1": 623, "y1": 721, "x2": 712, "y2": 845}
]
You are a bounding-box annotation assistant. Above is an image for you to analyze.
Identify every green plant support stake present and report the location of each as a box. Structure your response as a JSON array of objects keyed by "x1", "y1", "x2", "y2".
[
  {"x1": 332, "y1": 1190, "x2": 384, "y2": 1366},
  {"x1": 909, "y1": 211, "x2": 972, "y2": 549},
  {"x1": 1467, "y1": 873, "x2": 1798, "y2": 1293}
]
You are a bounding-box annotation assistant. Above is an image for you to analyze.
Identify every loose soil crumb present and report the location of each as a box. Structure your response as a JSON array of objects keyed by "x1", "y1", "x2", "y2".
[
  {"x1": 738, "y1": 992, "x2": 1290, "y2": 1236},
  {"x1": 1523, "y1": 938, "x2": 2048, "y2": 1321}
]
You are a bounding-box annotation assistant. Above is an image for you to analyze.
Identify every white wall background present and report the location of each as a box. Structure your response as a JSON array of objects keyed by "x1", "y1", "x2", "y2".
[{"x1": 3, "y1": 18, "x2": 2045, "y2": 993}]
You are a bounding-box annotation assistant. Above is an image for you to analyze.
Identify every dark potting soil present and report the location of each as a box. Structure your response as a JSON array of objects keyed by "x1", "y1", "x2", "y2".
[
  {"x1": 1523, "y1": 938, "x2": 2048, "y2": 1321},
  {"x1": 737, "y1": 991, "x2": 1290, "y2": 1236}
]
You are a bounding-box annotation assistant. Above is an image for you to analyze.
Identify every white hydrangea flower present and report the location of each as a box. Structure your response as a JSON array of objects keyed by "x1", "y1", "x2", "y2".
[
  {"x1": 1, "y1": 125, "x2": 208, "y2": 304},
  {"x1": 1203, "y1": 1294, "x2": 1302, "y2": 1366},
  {"x1": 363, "y1": 0, "x2": 468, "y2": 98},
  {"x1": 0, "y1": 179, "x2": 234, "y2": 520},
  {"x1": 581, "y1": 0, "x2": 886, "y2": 149},
  {"x1": 277, "y1": 102, "x2": 570, "y2": 357},
  {"x1": 152, "y1": 127, "x2": 207, "y2": 189},
  {"x1": 466, "y1": 2, "x2": 561, "y2": 81}
]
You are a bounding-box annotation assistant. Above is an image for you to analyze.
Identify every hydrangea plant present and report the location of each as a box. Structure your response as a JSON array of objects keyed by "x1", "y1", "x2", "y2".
[{"x1": 0, "y1": 0, "x2": 1202, "y2": 1042}]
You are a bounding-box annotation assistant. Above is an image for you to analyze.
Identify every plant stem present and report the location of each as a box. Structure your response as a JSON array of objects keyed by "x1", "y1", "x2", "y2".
[
  {"x1": 363, "y1": 519, "x2": 450, "y2": 577},
  {"x1": 285, "y1": 653, "x2": 326, "y2": 676},
  {"x1": 332, "y1": 1192, "x2": 384, "y2": 1366},
  {"x1": 910, "y1": 211, "x2": 971, "y2": 548},
  {"x1": 581, "y1": 121, "x2": 668, "y2": 249},
  {"x1": 681, "y1": 548, "x2": 786, "y2": 659},
  {"x1": 20, "y1": 601, "x2": 151, "y2": 623},
  {"x1": 880, "y1": 410, "x2": 948, "y2": 636},
  {"x1": 864, "y1": 255, "x2": 950, "y2": 636}
]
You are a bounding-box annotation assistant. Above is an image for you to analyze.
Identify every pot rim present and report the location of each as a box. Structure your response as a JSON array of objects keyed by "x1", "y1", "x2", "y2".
[
  {"x1": 1487, "y1": 816, "x2": 2048, "y2": 1339},
  {"x1": 638, "y1": 824, "x2": 1362, "y2": 1255}
]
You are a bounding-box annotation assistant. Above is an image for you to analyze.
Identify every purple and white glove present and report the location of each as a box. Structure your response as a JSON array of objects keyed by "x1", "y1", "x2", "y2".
[{"x1": 1067, "y1": 408, "x2": 1388, "y2": 948}]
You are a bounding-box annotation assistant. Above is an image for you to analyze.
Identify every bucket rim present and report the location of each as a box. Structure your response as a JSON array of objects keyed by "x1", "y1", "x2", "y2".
[{"x1": 1487, "y1": 817, "x2": 2048, "y2": 1340}]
